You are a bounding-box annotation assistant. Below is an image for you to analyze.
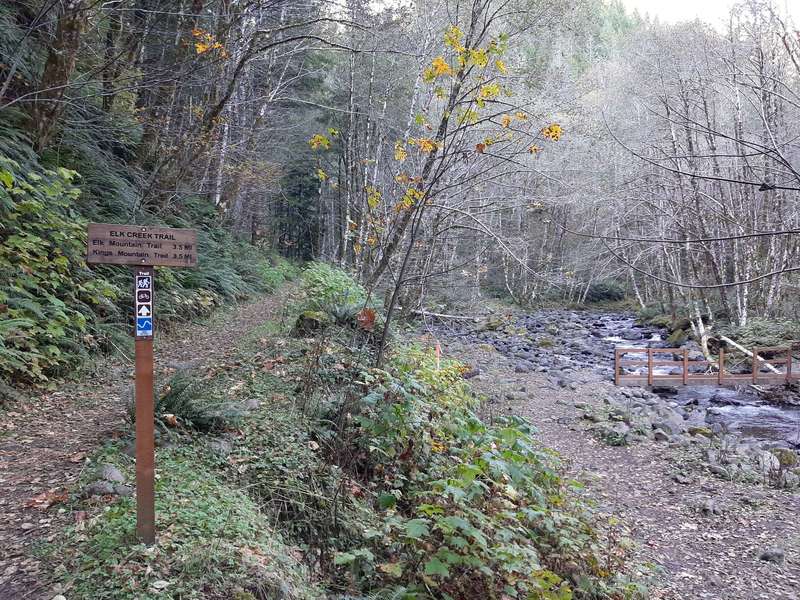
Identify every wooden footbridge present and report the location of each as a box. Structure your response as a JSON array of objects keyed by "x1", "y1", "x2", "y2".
[{"x1": 614, "y1": 346, "x2": 797, "y2": 387}]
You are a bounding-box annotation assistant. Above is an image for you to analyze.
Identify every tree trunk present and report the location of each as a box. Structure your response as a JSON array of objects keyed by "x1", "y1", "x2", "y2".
[{"x1": 28, "y1": 0, "x2": 87, "y2": 152}]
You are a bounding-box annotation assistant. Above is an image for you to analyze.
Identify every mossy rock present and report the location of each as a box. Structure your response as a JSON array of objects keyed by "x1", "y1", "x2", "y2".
[
  {"x1": 688, "y1": 426, "x2": 712, "y2": 438},
  {"x1": 667, "y1": 329, "x2": 687, "y2": 346},
  {"x1": 293, "y1": 310, "x2": 330, "y2": 335},
  {"x1": 647, "y1": 314, "x2": 673, "y2": 328},
  {"x1": 481, "y1": 318, "x2": 505, "y2": 331},
  {"x1": 538, "y1": 337, "x2": 554, "y2": 348},
  {"x1": 772, "y1": 448, "x2": 798, "y2": 468},
  {"x1": 673, "y1": 317, "x2": 692, "y2": 331}
]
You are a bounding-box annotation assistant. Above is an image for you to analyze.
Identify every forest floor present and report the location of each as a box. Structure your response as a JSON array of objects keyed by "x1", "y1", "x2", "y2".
[
  {"x1": 0, "y1": 291, "x2": 291, "y2": 600},
  {"x1": 437, "y1": 336, "x2": 800, "y2": 600}
]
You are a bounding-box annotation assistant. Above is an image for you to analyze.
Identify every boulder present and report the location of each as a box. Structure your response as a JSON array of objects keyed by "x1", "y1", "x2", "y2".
[
  {"x1": 653, "y1": 415, "x2": 686, "y2": 435},
  {"x1": 653, "y1": 430, "x2": 670, "y2": 442},
  {"x1": 621, "y1": 329, "x2": 643, "y2": 341},
  {"x1": 293, "y1": 310, "x2": 330, "y2": 334},
  {"x1": 688, "y1": 426, "x2": 713, "y2": 438},
  {"x1": 99, "y1": 464, "x2": 125, "y2": 483},
  {"x1": 114, "y1": 484, "x2": 134, "y2": 497},
  {"x1": 83, "y1": 480, "x2": 116, "y2": 497},
  {"x1": 758, "y1": 548, "x2": 785, "y2": 564}
]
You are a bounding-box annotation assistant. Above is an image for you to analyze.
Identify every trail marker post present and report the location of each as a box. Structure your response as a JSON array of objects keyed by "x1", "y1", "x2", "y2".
[{"x1": 87, "y1": 224, "x2": 197, "y2": 544}]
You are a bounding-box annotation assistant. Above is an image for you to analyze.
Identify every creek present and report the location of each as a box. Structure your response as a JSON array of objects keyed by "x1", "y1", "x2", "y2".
[{"x1": 435, "y1": 309, "x2": 800, "y2": 448}]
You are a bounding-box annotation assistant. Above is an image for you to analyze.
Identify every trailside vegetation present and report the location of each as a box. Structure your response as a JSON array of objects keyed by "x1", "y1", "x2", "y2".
[
  {"x1": 0, "y1": 114, "x2": 297, "y2": 392},
  {"x1": 49, "y1": 264, "x2": 647, "y2": 599}
]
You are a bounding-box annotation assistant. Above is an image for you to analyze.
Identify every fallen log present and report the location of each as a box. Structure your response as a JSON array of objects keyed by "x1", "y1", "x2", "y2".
[
  {"x1": 719, "y1": 335, "x2": 781, "y2": 374},
  {"x1": 412, "y1": 310, "x2": 479, "y2": 322}
]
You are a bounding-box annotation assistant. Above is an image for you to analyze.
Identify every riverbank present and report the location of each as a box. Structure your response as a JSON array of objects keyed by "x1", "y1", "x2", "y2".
[{"x1": 432, "y1": 334, "x2": 799, "y2": 598}]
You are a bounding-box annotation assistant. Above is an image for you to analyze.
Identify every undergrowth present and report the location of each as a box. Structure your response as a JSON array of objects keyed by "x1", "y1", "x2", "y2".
[
  {"x1": 48, "y1": 264, "x2": 646, "y2": 599},
  {"x1": 51, "y1": 443, "x2": 319, "y2": 600}
]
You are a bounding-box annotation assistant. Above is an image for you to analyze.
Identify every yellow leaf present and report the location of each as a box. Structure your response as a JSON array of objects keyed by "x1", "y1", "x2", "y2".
[
  {"x1": 515, "y1": 111, "x2": 528, "y2": 121},
  {"x1": 410, "y1": 138, "x2": 439, "y2": 154},
  {"x1": 316, "y1": 168, "x2": 328, "y2": 182},
  {"x1": 444, "y1": 25, "x2": 465, "y2": 52},
  {"x1": 431, "y1": 56, "x2": 452, "y2": 77},
  {"x1": 366, "y1": 186, "x2": 381, "y2": 209},
  {"x1": 528, "y1": 144, "x2": 542, "y2": 154},
  {"x1": 495, "y1": 59, "x2": 507, "y2": 74},
  {"x1": 479, "y1": 83, "x2": 500, "y2": 100},
  {"x1": 395, "y1": 187, "x2": 425, "y2": 212},
  {"x1": 353, "y1": 242, "x2": 362, "y2": 255},
  {"x1": 468, "y1": 48, "x2": 489, "y2": 68},
  {"x1": 501, "y1": 114, "x2": 512, "y2": 128},
  {"x1": 309, "y1": 134, "x2": 331, "y2": 150},
  {"x1": 458, "y1": 109, "x2": 478, "y2": 125},
  {"x1": 541, "y1": 123, "x2": 563, "y2": 141},
  {"x1": 394, "y1": 142, "x2": 408, "y2": 162}
]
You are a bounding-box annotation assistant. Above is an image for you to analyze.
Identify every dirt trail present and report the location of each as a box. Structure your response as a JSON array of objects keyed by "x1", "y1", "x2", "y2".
[
  {"x1": 440, "y1": 338, "x2": 800, "y2": 600},
  {"x1": 0, "y1": 292, "x2": 289, "y2": 599}
]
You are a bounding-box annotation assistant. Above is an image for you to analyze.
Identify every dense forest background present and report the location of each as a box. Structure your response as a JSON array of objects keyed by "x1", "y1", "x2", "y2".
[{"x1": 2, "y1": 0, "x2": 800, "y2": 387}]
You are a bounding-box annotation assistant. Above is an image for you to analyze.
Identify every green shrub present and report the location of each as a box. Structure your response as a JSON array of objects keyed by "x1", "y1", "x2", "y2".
[
  {"x1": 128, "y1": 371, "x2": 246, "y2": 431},
  {"x1": 327, "y1": 347, "x2": 645, "y2": 599},
  {"x1": 584, "y1": 280, "x2": 625, "y2": 303},
  {"x1": 719, "y1": 318, "x2": 800, "y2": 348},
  {"x1": 0, "y1": 133, "x2": 122, "y2": 383},
  {"x1": 301, "y1": 261, "x2": 365, "y2": 310},
  {"x1": 51, "y1": 445, "x2": 320, "y2": 599}
]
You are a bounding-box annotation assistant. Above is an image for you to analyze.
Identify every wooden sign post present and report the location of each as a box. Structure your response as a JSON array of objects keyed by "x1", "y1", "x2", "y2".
[{"x1": 87, "y1": 224, "x2": 197, "y2": 544}]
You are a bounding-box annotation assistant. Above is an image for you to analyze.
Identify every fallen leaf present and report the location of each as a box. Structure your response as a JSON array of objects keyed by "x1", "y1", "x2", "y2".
[{"x1": 25, "y1": 489, "x2": 68, "y2": 510}]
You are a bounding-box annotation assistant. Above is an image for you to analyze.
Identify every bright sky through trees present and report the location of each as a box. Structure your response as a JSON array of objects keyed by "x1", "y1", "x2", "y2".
[{"x1": 621, "y1": 0, "x2": 797, "y2": 26}]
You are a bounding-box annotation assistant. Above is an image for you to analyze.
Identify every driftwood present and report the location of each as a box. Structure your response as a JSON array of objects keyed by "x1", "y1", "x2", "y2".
[
  {"x1": 412, "y1": 309, "x2": 479, "y2": 322},
  {"x1": 719, "y1": 335, "x2": 781, "y2": 374}
]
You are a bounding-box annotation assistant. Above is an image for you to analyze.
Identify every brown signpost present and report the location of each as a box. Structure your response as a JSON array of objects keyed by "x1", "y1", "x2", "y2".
[{"x1": 87, "y1": 224, "x2": 197, "y2": 544}]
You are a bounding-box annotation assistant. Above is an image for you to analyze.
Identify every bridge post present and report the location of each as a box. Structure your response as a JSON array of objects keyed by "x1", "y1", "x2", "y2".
[
  {"x1": 647, "y1": 348, "x2": 653, "y2": 386},
  {"x1": 787, "y1": 347, "x2": 792, "y2": 382},
  {"x1": 752, "y1": 347, "x2": 759, "y2": 384},
  {"x1": 718, "y1": 348, "x2": 724, "y2": 385},
  {"x1": 682, "y1": 348, "x2": 688, "y2": 385},
  {"x1": 614, "y1": 349, "x2": 620, "y2": 386}
]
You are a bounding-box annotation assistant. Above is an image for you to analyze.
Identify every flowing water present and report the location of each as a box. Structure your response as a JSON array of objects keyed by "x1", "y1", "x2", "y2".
[
  {"x1": 594, "y1": 313, "x2": 800, "y2": 446},
  {"x1": 439, "y1": 309, "x2": 800, "y2": 447}
]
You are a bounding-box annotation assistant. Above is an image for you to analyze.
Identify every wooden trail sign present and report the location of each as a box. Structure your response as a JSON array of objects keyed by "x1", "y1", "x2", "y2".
[
  {"x1": 86, "y1": 223, "x2": 198, "y2": 544},
  {"x1": 87, "y1": 223, "x2": 197, "y2": 267}
]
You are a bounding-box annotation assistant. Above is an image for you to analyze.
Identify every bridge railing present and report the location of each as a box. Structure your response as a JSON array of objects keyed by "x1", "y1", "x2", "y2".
[{"x1": 614, "y1": 346, "x2": 796, "y2": 386}]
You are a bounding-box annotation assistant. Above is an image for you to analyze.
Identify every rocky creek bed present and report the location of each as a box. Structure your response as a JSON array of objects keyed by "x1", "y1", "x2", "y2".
[
  {"x1": 422, "y1": 307, "x2": 800, "y2": 599},
  {"x1": 430, "y1": 308, "x2": 800, "y2": 488}
]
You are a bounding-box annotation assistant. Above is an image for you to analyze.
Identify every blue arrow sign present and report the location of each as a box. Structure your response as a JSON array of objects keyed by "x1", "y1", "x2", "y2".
[{"x1": 136, "y1": 316, "x2": 153, "y2": 337}]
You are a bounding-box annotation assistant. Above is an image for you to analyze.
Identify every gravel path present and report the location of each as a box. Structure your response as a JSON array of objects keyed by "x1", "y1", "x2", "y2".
[
  {"x1": 0, "y1": 291, "x2": 291, "y2": 599},
  {"x1": 438, "y1": 336, "x2": 800, "y2": 599}
]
